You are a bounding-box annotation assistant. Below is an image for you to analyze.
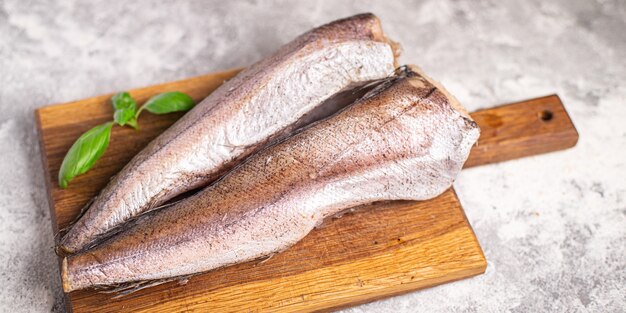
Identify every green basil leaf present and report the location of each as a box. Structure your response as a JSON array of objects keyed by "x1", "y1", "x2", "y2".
[
  {"x1": 58, "y1": 122, "x2": 113, "y2": 189},
  {"x1": 111, "y1": 92, "x2": 138, "y2": 127},
  {"x1": 113, "y1": 107, "x2": 137, "y2": 128},
  {"x1": 141, "y1": 92, "x2": 195, "y2": 115},
  {"x1": 111, "y1": 92, "x2": 137, "y2": 110}
]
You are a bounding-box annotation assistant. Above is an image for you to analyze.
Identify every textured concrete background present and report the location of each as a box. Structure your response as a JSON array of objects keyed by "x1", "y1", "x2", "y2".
[{"x1": 1, "y1": 0, "x2": 625, "y2": 312}]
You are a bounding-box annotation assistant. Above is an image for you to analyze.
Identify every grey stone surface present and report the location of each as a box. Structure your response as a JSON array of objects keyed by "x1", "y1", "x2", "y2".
[{"x1": 0, "y1": 0, "x2": 624, "y2": 312}]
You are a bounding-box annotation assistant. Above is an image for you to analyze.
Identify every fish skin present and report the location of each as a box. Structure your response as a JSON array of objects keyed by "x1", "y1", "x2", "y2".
[
  {"x1": 62, "y1": 65, "x2": 480, "y2": 292},
  {"x1": 59, "y1": 13, "x2": 397, "y2": 254}
]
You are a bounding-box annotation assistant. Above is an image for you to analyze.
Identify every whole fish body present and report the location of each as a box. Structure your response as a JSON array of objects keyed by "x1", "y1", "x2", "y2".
[
  {"x1": 59, "y1": 13, "x2": 398, "y2": 254},
  {"x1": 62, "y1": 65, "x2": 480, "y2": 292}
]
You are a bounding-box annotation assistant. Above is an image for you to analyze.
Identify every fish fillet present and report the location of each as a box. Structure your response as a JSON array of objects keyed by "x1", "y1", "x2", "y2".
[
  {"x1": 61, "y1": 65, "x2": 480, "y2": 292},
  {"x1": 59, "y1": 13, "x2": 397, "y2": 253}
]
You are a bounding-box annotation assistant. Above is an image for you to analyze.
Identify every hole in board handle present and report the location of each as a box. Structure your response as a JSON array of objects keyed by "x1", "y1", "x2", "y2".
[{"x1": 539, "y1": 110, "x2": 553, "y2": 122}]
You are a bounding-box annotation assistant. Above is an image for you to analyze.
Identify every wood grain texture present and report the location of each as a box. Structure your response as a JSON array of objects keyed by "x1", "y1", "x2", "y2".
[
  {"x1": 35, "y1": 68, "x2": 578, "y2": 312},
  {"x1": 465, "y1": 94, "x2": 579, "y2": 168}
]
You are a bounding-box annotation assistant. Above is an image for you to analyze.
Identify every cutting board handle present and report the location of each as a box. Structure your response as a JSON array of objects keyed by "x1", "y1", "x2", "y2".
[{"x1": 464, "y1": 94, "x2": 579, "y2": 168}]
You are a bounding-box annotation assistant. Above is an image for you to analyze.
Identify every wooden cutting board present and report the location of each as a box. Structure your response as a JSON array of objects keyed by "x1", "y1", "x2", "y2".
[{"x1": 35, "y1": 69, "x2": 578, "y2": 312}]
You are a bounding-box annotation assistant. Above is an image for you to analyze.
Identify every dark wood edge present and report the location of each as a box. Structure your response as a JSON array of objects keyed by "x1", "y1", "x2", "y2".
[
  {"x1": 35, "y1": 109, "x2": 74, "y2": 313},
  {"x1": 552, "y1": 94, "x2": 580, "y2": 147},
  {"x1": 34, "y1": 109, "x2": 60, "y2": 235}
]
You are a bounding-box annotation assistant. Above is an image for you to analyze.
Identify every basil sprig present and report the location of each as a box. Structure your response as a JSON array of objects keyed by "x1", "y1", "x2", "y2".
[
  {"x1": 112, "y1": 92, "x2": 138, "y2": 128},
  {"x1": 58, "y1": 91, "x2": 195, "y2": 188}
]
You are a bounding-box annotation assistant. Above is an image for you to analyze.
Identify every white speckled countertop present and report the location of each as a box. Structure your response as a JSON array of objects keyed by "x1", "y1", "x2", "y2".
[{"x1": 0, "y1": 0, "x2": 624, "y2": 312}]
